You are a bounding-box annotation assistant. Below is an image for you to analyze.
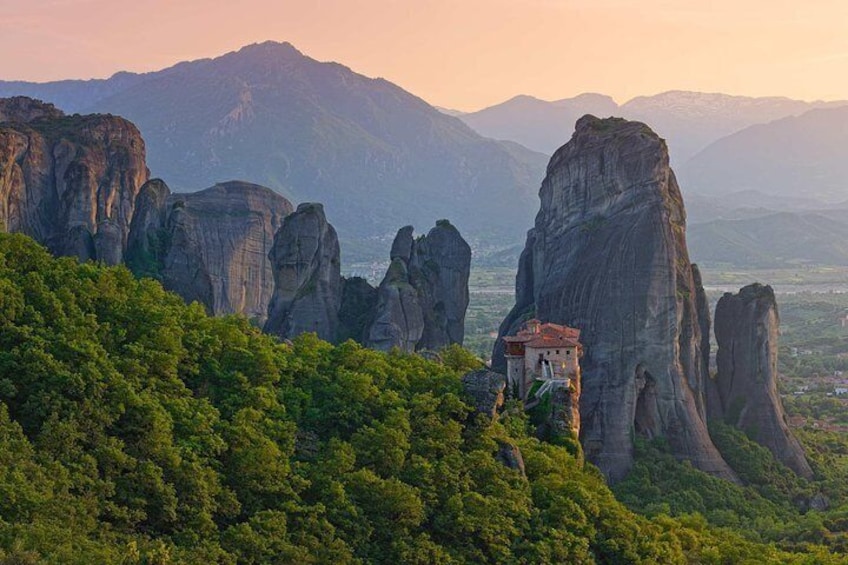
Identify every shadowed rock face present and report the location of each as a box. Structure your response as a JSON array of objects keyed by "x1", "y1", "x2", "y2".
[
  {"x1": 495, "y1": 115, "x2": 735, "y2": 483},
  {"x1": 367, "y1": 221, "x2": 471, "y2": 352},
  {"x1": 711, "y1": 284, "x2": 813, "y2": 478},
  {"x1": 127, "y1": 179, "x2": 293, "y2": 323},
  {"x1": 368, "y1": 255, "x2": 425, "y2": 352},
  {"x1": 416, "y1": 221, "x2": 472, "y2": 349},
  {"x1": 264, "y1": 203, "x2": 341, "y2": 341},
  {"x1": 338, "y1": 277, "x2": 379, "y2": 343},
  {"x1": 0, "y1": 97, "x2": 149, "y2": 264},
  {"x1": 461, "y1": 369, "x2": 507, "y2": 421}
]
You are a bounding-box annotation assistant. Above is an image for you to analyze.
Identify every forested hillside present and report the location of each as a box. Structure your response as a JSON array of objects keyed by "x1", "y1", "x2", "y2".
[{"x1": 0, "y1": 232, "x2": 839, "y2": 563}]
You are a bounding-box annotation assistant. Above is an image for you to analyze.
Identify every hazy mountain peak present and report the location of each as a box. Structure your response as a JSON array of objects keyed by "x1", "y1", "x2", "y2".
[
  {"x1": 107, "y1": 70, "x2": 141, "y2": 81},
  {"x1": 225, "y1": 40, "x2": 306, "y2": 63},
  {"x1": 0, "y1": 42, "x2": 547, "y2": 258},
  {"x1": 459, "y1": 93, "x2": 621, "y2": 155},
  {"x1": 623, "y1": 90, "x2": 805, "y2": 113},
  {"x1": 681, "y1": 104, "x2": 848, "y2": 203},
  {"x1": 492, "y1": 94, "x2": 547, "y2": 108},
  {"x1": 551, "y1": 92, "x2": 617, "y2": 107}
]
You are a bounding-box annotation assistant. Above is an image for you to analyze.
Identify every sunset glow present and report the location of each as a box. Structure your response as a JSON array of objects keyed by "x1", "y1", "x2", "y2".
[{"x1": 3, "y1": 0, "x2": 848, "y2": 110}]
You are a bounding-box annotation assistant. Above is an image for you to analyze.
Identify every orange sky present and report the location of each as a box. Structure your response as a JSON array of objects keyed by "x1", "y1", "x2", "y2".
[{"x1": 2, "y1": 0, "x2": 848, "y2": 110}]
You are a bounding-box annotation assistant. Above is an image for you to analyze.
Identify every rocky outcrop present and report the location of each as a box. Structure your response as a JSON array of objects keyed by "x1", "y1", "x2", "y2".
[
  {"x1": 0, "y1": 97, "x2": 149, "y2": 264},
  {"x1": 367, "y1": 221, "x2": 471, "y2": 352},
  {"x1": 461, "y1": 369, "x2": 523, "y2": 475},
  {"x1": 264, "y1": 203, "x2": 341, "y2": 341},
  {"x1": 127, "y1": 180, "x2": 293, "y2": 323},
  {"x1": 495, "y1": 440, "x2": 526, "y2": 476},
  {"x1": 0, "y1": 97, "x2": 333, "y2": 330},
  {"x1": 338, "y1": 277, "x2": 379, "y2": 343},
  {"x1": 710, "y1": 284, "x2": 813, "y2": 478},
  {"x1": 0, "y1": 97, "x2": 64, "y2": 123},
  {"x1": 461, "y1": 369, "x2": 507, "y2": 421},
  {"x1": 548, "y1": 381, "x2": 581, "y2": 439},
  {"x1": 495, "y1": 115, "x2": 735, "y2": 483},
  {"x1": 692, "y1": 264, "x2": 712, "y2": 420},
  {"x1": 125, "y1": 178, "x2": 171, "y2": 276},
  {"x1": 367, "y1": 256, "x2": 426, "y2": 352},
  {"x1": 524, "y1": 378, "x2": 581, "y2": 443},
  {"x1": 416, "y1": 221, "x2": 472, "y2": 349}
]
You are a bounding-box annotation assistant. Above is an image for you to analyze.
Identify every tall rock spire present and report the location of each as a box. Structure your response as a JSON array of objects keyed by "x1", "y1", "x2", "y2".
[
  {"x1": 264, "y1": 203, "x2": 342, "y2": 342},
  {"x1": 495, "y1": 115, "x2": 735, "y2": 482},
  {"x1": 367, "y1": 221, "x2": 471, "y2": 352},
  {"x1": 710, "y1": 284, "x2": 813, "y2": 478}
]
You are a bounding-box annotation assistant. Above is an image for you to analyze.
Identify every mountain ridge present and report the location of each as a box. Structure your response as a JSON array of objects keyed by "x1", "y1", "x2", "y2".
[
  {"x1": 0, "y1": 41, "x2": 548, "y2": 261},
  {"x1": 455, "y1": 89, "x2": 848, "y2": 163},
  {"x1": 680, "y1": 105, "x2": 848, "y2": 203}
]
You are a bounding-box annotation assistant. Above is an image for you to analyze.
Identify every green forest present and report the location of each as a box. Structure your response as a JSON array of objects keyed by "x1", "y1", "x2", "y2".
[{"x1": 0, "y1": 232, "x2": 845, "y2": 564}]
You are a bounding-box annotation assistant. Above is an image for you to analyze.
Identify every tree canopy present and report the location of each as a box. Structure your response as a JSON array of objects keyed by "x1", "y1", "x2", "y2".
[{"x1": 0, "y1": 233, "x2": 842, "y2": 564}]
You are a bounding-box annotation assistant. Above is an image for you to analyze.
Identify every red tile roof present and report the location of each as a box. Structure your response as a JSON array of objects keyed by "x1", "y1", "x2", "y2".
[{"x1": 502, "y1": 319, "x2": 582, "y2": 349}]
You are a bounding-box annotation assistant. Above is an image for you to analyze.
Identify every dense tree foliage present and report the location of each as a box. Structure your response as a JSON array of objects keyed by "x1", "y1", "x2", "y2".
[
  {"x1": 613, "y1": 424, "x2": 848, "y2": 558},
  {"x1": 0, "y1": 233, "x2": 843, "y2": 563}
]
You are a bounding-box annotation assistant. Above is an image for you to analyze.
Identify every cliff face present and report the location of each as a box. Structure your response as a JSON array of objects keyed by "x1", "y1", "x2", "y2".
[
  {"x1": 416, "y1": 221, "x2": 472, "y2": 350},
  {"x1": 496, "y1": 116, "x2": 735, "y2": 482},
  {"x1": 367, "y1": 221, "x2": 471, "y2": 352},
  {"x1": 337, "y1": 276, "x2": 379, "y2": 343},
  {"x1": 264, "y1": 203, "x2": 341, "y2": 341},
  {"x1": 711, "y1": 284, "x2": 813, "y2": 478},
  {"x1": 127, "y1": 180, "x2": 293, "y2": 323},
  {"x1": 368, "y1": 254, "x2": 426, "y2": 352},
  {"x1": 0, "y1": 97, "x2": 64, "y2": 122},
  {"x1": 0, "y1": 97, "x2": 149, "y2": 264}
]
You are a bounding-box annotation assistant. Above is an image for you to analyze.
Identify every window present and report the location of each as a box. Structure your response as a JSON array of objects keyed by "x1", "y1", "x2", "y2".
[
  {"x1": 556, "y1": 349, "x2": 560, "y2": 354},
  {"x1": 566, "y1": 350, "x2": 571, "y2": 356}
]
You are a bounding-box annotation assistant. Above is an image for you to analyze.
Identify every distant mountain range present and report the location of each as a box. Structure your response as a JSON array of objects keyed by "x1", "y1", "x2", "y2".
[
  {"x1": 0, "y1": 42, "x2": 547, "y2": 261},
  {"x1": 679, "y1": 106, "x2": 848, "y2": 268},
  {"x1": 456, "y1": 90, "x2": 847, "y2": 164},
  {"x1": 473, "y1": 205, "x2": 848, "y2": 269},
  {"x1": 455, "y1": 91, "x2": 848, "y2": 269},
  {"x1": 4, "y1": 42, "x2": 848, "y2": 269},
  {"x1": 457, "y1": 93, "x2": 618, "y2": 157},
  {"x1": 687, "y1": 211, "x2": 848, "y2": 267},
  {"x1": 679, "y1": 106, "x2": 848, "y2": 204}
]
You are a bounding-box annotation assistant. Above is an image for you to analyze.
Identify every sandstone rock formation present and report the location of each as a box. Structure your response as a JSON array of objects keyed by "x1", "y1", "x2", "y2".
[
  {"x1": 461, "y1": 369, "x2": 507, "y2": 421},
  {"x1": 127, "y1": 180, "x2": 293, "y2": 323},
  {"x1": 495, "y1": 440, "x2": 526, "y2": 476},
  {"x1": 0, "y1": 97, "x2": 148, "y2": 264},
  {"x1": 0, "y1": 96, "x2": 64, "y2": 122},
  {"x1": 264, "y1": 203, "x2": 341, "y2": 341},
  {"x1": 710, "y1": 283, "x2": 813, "y2": 478},
  {"x1": 416, "y1": 221, "x2": 472, "y2": 350},
  {"x1": 337, "y1": 277, "x2": 378, "y2": 343},
  {"x1": 367, "y1": 254, "x2": 426, "y2": 352},
  {"x1": 367, "y1": 221, "x2": 471, "y2": 352},
  {"x1": 545, "y1": 381, "x2": 581, "y2": 439},
  {"x1": 495, "y1": 115, "x2": 735, "y2": 482}
]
